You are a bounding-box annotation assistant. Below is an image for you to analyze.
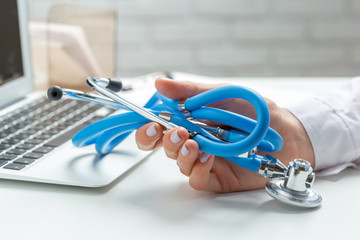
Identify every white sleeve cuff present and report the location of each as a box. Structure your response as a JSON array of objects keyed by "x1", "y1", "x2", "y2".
[{"x1": 287, "y1": 88, "x2": 360, "y2": 176}]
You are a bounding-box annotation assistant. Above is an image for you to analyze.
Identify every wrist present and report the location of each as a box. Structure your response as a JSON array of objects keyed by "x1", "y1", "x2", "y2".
[{"x1": 275, "y1": 107, "x2": 315, "y2": 168}]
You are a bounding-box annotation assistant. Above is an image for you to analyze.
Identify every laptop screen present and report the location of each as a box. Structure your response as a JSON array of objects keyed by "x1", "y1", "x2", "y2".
[
  {"x1": 0, "y1": 0, "x2": 33, "y2": 109},
  {"x1": 0, "y1": 0, "x2": 24, "y2": 87}
]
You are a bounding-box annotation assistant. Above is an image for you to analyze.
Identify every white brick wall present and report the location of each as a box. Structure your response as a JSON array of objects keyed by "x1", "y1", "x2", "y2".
[
  {"x1": 119, "y1": 50, "x2": 192, "y2": 69},
  {"x1": 152, "y1": 22, "x2": 226, "y2": 42},
  {"x1": 195, "y1": 0, "x2": 267, "y2": 16},
  {"x1": 233, "y1": 22, "x2": 304, "y2": 41},
  {"x1": 312, "y1": 21, "x2": 360, "y2": 41},
  {"x1": 29, "y1": 0, "x2": 360, "y2": 77},
  {"x1": 198, "y1": 48, "x2": 268, "y2": 66},
  {"x1": 275, "y1": 47, "x2": 344, "y2": 65},
  {"x1": 354, "y1": 47, "x2": 360, "y2": 64},
  {"x1": 273, "y1": 0, "x2": 345, "y2": 15},
  {"x1": 352, "y1": 0, "x2": 360, "y2": 14},
  {"x1": 115, "y1": 0, "x2": 190, "y2": 17},
  {"x1": 117, "y1": 24, "x2": 146, "y2": 43}
]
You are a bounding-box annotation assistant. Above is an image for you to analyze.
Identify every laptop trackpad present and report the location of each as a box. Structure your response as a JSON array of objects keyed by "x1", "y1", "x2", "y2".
[{"x1": 8, "y1": 133, "x2": 150, "y2": 187}]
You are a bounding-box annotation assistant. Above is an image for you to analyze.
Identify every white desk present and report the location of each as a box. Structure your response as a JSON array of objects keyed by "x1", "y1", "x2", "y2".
[{"x1": 1, "y1": 75, "x2": 358, "y2": 240}]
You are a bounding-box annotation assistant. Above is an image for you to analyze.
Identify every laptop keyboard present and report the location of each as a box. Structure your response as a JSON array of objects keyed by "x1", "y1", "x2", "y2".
[{"x1": 0, "y1": 97, "x2": 116, "y2": 170}]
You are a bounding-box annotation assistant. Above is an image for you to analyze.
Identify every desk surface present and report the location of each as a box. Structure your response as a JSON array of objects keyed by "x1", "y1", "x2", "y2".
[{"x1": 1, "y1": 75, "x2": 358, "y2": 240}]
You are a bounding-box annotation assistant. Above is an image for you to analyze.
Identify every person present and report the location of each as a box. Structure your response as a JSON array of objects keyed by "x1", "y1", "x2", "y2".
[{"x1": 135, "y1": 77, "x2": 360, "y2": 192}]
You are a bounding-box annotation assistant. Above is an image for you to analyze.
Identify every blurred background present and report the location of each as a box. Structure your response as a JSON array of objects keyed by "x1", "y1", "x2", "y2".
[{"x1": 27, "y1": 0, "x2": 360, "y2": 89}]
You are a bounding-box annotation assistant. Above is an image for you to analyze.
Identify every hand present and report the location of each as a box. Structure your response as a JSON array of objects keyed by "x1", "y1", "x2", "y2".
[{"x1": 135, "y1": 78, "x2": 315, "y2": 192}]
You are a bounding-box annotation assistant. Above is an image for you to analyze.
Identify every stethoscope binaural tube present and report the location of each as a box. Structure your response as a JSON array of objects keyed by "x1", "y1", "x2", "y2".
[{"x1": 47, "y1": 85, "x2": 128, "y2": 110}]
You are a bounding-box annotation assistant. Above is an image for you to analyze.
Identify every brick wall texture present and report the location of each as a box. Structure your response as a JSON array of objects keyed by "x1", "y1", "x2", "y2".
[{"x1": 29, "y1": 0, "x2": 360, "y2": 77}]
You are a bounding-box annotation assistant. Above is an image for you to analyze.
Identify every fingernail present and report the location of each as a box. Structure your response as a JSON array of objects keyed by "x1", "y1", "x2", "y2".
[
  {"x1": 170, "y1": 130, "x2": 181, "y2": 144},
  {"x1": 158, "y1": 77, "x2": 173, "y2": 81},
  {"x1": 200, "y1": 152, "x2": 210, "y2": 163},
  {"x1": 146, "y1": 124, "x2": 158, "y2": 137},
  {"x1": 181, "y1": 144, "x2": 190, "y2": 156}
]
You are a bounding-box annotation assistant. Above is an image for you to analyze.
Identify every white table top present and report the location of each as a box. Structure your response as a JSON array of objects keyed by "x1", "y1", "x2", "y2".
[{"x1": 1, "y1": 74, "x2": 358, "y2": 240}]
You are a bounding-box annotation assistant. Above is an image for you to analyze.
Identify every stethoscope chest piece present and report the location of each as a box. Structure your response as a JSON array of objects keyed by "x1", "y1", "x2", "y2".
[{"x1": 265, "y1": 159, "x2": 322, "y2": 208}]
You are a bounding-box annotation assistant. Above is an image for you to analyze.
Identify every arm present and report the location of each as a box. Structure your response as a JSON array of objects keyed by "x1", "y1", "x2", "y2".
[{"x1": 287, "y1": 77, "x2": 360, "y2": 176}]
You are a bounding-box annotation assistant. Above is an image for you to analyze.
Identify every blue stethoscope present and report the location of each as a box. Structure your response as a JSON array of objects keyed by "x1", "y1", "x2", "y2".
[{"x1": 47, "y1": 74, "x2": 322, "y2": 208}]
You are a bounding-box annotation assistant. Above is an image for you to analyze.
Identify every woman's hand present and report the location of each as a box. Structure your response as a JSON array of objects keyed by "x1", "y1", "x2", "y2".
[{"x1": 135, "y1": 78, "x2": 315, "y2": 192}]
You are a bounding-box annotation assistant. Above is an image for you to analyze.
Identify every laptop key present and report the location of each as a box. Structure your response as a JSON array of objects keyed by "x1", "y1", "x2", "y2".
[
  {"x1": 35, "y1": 134, "x2": 52, "y2": 140},
  {"x1": 2, "y1": 117, "x2": 16, "y2": 123},
  {"x1": 0, "y1": 154, "x2": 17, "y2": 160},
  {"x1": 54, "y1": 125, "x2": 67, "y2": 131},
  {"x1": 44, "y1": 123, "x2": 88, "y2": 147},
  {"x1": 12, "y1": 133, "x2": 31, "y2": 140},
  {"x1": 6, "y1": 149, "x2": 26, "y2": 155},
  {"x1": 32, "y1": 124, "x2": 47, "y2": 130},
  {"x1": 6, "y1": 138, "x2": 22, "y2": 144},
  {"x1": 0, "y1": 132, "x2": 9, "y2": 138},
  {"x1": 14, "y1": 158, "x2": 35, "y2": 165},
  {"x1": 42, "y1": 129, "x2": 60, "y2": 135},
  {"x1": 13, "y1": 122, "x2": 27, "y2": 129},
  {"x1": 3, "y1": 127, "x2": 18, "y2": 134},
  {"x1": 33, "y1": 146, "x2": 54, "y2": 154},
  {"x1": 0, "y1": 143, "x2": 12, "y2": 150},
  {"x1": 23, "y1": 152, "x2": 44, "y2": 159},
  {"x1": 3, "y1": 163, "x2": 26, "y2": 170},
  {"x1": 25, "y1": 139, "x2": 44, "y2": 145},
  {"x1": 0, "y1": 160, "x2": 8, "y2": 167},
  {"x1": 23, "y1": 128, "x2": 38, "y2": 135},
  {"x1": 16, "y1": 143, "x2": 35, "y2": 150},
  {"x1": 23, "y1": 119, "x2": 34, "y2": 124}
]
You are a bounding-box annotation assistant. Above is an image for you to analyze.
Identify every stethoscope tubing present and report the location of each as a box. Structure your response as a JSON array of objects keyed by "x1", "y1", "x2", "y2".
[
  {"x1": 60, "y1": 83, "x2": 282, "y2": 153},
  {"x1": 190, "y1": 107, "x2": 283, "y2": 152},
  {"x1": 72, "y1": 111, "x2": 158, "y2": 148},
  {"x1": 95, "y1": 122, "x2": 146, "y2": 154},
  {"x1": 66, "y1": 77, "x2": 284, "y2": 173},
  {"x1": 158, "y1": 85, "x2": 276, "y2": 157}
]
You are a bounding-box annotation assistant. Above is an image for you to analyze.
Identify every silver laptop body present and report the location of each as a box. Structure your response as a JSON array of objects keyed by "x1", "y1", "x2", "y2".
[{"x1": 0, "y1": 0, "x2": 150, "y2": 187}]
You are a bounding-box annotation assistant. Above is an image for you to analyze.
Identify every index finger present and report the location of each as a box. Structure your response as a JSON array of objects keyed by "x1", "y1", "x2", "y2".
[{"x1": 135, "y1": 122, "x2": 164, "y2": 151}]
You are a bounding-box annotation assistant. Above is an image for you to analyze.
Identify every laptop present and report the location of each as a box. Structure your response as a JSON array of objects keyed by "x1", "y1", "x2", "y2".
[{"x1": 0, "y1": 0, "x2": 153, "y2": 187}]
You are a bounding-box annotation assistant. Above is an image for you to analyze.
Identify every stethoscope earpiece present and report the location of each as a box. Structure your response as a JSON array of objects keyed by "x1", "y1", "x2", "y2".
[
  {"x1": 265, "y1": 159, "x2": 322, "y2": 208},
  {"x1": 47, "y1": 86, "x2": 63, "y2": 101}
]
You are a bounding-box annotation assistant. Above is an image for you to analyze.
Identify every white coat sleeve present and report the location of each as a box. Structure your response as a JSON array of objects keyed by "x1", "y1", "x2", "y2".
[{"x1": 287, "y1": 77, "x2": 360, "y2": 176}]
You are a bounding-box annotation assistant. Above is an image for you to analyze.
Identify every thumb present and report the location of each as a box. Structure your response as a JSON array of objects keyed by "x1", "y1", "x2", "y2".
[{"x1": 155, "y1": 78, "x2": 226, "y2": 100}]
